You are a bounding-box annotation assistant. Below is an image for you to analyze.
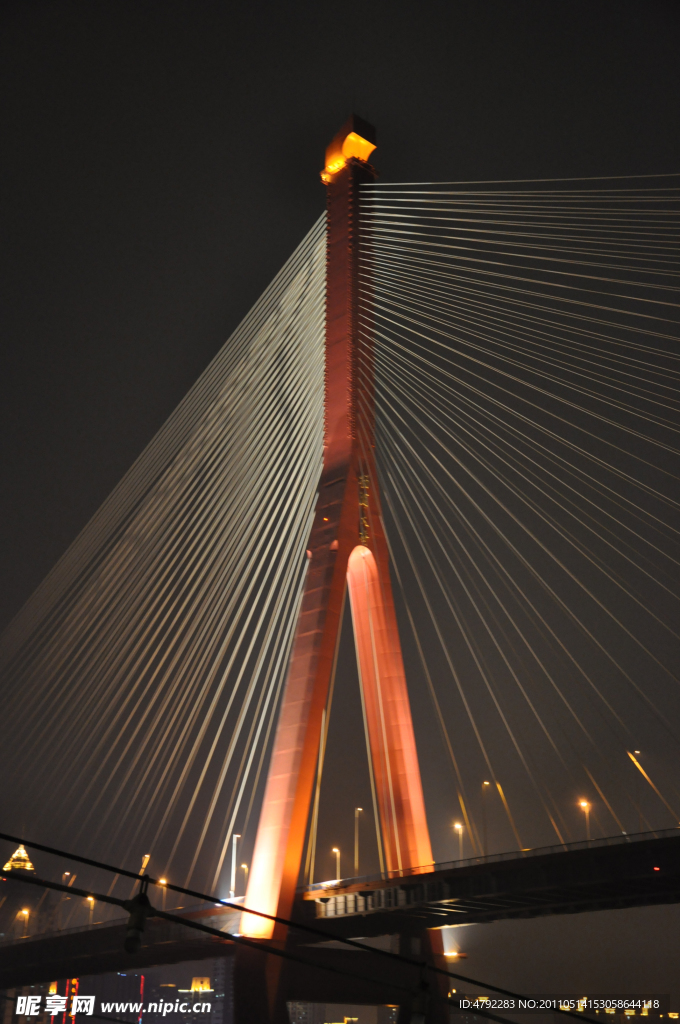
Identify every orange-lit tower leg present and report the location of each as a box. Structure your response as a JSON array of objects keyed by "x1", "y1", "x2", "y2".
[
  {"x1": 347, "y1": 541, "x2": 433, "y2": 876},
  {"x1": 241, "y1": 118, "x2": 432, "y2": 956}
]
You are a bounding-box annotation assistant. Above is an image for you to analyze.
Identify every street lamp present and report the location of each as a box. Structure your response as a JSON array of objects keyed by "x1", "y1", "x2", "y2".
[
  {"x1": 579, "y1": 800, "x2": 591, "y2": 841},
  {"x1": 241, "y1": 864, "x2": 249, "y2": 894},
  {"x1": 482, "y1": 781, "x2": 491, "y2": 857},
  {"x1": 20, "y1": 909, "x2": 29, "y2": 937},
  {"x1": 454, "y1": 822, "x2": 464, "y2": 861},
  {"x1": 354, "y1": 808, "x2": 363, "y2": 876},
  {"x1": 332, "y1": 847, "x2": 341, "y2": 879},
  {"x1": 60, "y1": 872, "x2": 72, "y2": 928},
  {"x1": 158, "y1": 878, "x2": 168, "y2": 912},
  {"x1": 87, "y1": 896, "x2": 94, "y2": 926},
  {"x1": 229, "y1": 834, "x2": 241, "y2": 898}
]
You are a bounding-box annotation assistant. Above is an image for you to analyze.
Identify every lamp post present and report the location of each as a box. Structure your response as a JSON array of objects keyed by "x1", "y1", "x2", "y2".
[
  {"x1": 230, "y1": 834, "x2": 241, "y2": 898},
  {"x1": 20, "y1": 909, "x2": 29, "y2": 938},
  {"x1": 454, "y1": 822, "x2": 464, "y2": 861},
  {"x1": 482, "y1": 781, "x2": 491, "y2": 857},
  {"x1": 59, "y1": 872, "x2": 73, "y2": 929},
  {"x1": 241, "y1": 864, "x2": 249, "y2": 894},
  {"x1": 87, "y1": 896, "x2": 94, "y2": 926},
  {"x1": 354, "y1": 808, "x2": 363, "y2": 876},
  {"x1": 158, "y1": 878, "x2": 167, "y2": 912},
  {"x1": 579, "y1": 800, "x2": 591, "y2": 841},
  {"x1": 332, "y1": 847, "x2": 341, "y2": 879}
]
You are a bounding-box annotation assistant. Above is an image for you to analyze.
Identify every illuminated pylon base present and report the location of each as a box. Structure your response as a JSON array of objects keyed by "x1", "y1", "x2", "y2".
[{"x1": 241, "y1": 459, "x2": 433, "y2": 941}]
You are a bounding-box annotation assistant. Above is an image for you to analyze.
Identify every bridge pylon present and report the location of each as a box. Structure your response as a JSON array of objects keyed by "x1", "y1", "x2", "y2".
[{"x1": 235, "y1": 116, "x2": 435, "y2": 1022}]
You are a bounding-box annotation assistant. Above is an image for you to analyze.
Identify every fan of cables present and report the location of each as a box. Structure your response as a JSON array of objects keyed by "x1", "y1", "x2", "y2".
[
  {"x1": 360, "y1": 176, "x2": 680, "y2": 857},
  {"x1": 0, "y1": 216, "x2": 326, "y2": 894}
]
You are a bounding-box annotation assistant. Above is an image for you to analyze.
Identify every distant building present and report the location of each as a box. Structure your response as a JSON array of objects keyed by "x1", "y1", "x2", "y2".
[
  {"x1": 0, "y1": 843, "x2": 59, "y2": 940},
  {"x1": 2, "y1": 846, "x2": 35, "y2": 873},
  {"x1": 287, "y1": 1005, "x2": 397, "y2": 1024},
  {"x1": 76, "y1": 957, "x2": 231, "y2": 1024}
]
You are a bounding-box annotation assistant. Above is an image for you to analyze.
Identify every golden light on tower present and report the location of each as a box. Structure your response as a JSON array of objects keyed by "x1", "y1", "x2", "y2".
[
  {"x1": 190, "y1": 978, "x2": 213, "y2": 994},
  {"x1": 321, "y1": 120, "x2": 377, "y2": 183},
  {"x1": 3, "y1": 845, "x2": 35, "y2": 872}
]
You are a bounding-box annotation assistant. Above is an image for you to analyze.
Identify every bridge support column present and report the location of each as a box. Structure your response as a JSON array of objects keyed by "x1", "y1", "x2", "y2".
[
  {"x1": 232, "y1": 943, "x2": 290, "y2": 1024},
  {"x1": 395, "y1": 930, "x2": 450, "y2": 1024},
  {"x1": 236, "y1": 114, "x2": 434, "y2": 1023}
]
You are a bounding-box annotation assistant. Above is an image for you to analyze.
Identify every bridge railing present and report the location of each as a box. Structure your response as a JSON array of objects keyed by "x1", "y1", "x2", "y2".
[
  {"x1": 0, "y1": 900, "x2": 237, "y2": 948},
  {"x1": 303, "y1": 826, "x2": 680, "y2": 893}
]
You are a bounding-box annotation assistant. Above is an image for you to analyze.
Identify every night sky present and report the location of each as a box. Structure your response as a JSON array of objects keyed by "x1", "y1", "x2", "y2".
[{"x1": 2, "y1": 0, "x2": 680, "y2": 1001}]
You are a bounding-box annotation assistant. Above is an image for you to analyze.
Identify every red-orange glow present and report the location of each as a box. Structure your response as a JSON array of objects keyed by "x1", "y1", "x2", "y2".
[
  {"x1": 241, "y1": 736, "x2": 293, "y2": 937},
  {"x1": 342, "y1": 131, "x2": 376, "y2": 163},
  {"x1": 323, "y1": 127, "x2": 376, "y2": 181},
  {"x1": 347, "y1": 545, "x2": 433, "y2": 874}
]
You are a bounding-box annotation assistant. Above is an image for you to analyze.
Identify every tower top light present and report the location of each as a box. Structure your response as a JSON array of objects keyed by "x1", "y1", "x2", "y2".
[{"x1": 321, "y1": 114, "x2": 377, "y2": 183}]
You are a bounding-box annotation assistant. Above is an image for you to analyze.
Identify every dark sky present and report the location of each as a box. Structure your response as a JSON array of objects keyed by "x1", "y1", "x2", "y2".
[
  {"x1": 2, "y1": 0, "x2": 680, "y2": 998},
  {"x1": 3, "y1": 0, "x2": 680, "y2": 633}
]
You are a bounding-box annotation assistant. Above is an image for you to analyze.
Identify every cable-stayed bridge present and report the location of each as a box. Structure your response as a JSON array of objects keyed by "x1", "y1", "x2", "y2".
[{"x1": 1, "y1": 118, "x2": 680, "y2": 1022}]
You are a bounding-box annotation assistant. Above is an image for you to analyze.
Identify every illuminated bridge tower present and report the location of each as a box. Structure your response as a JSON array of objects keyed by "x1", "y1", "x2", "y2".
[{"x1": 241, "y1": 117, "x2": 434, "y2": 944}]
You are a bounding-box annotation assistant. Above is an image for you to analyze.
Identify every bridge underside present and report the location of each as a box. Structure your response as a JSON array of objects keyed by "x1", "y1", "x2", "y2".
[
  {"x1": 298, "y1": 830, "x2": 680, "y2": 938},
  {"x1": 0, "y1": 915, "x2": 234, "y2": 989},
  {"x1": 2, "y1": 832, "x2": 679, "y2": 990}
]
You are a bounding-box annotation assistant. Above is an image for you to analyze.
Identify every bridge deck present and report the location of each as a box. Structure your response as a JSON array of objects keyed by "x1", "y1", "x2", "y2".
[
  {"x1": 2, "y1": 831, "x2": 678, "y2": 989},
  {"x1": 0, "y1": 909, "x2": 236, "y2": 989},
  {"x1": 295, "y1": 829, "x2": 680, "y2": 937}
]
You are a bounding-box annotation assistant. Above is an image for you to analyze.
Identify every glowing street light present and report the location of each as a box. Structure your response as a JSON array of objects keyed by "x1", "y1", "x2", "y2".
[
  {"x1": 354, "y1": 808, "x2": 363, "y2": 876},
  {"x1": 482, "y1": 781, "x2": 491, "y2": 856},
  {"x1": 158, "y1": 878, "x2": 168, "y2": 912},
  {"x1": 579, "y1": 800, "x2": 591, "y2": 841},
  {"x1": 20, "y1": 908, "x2": 29, "y2": 937},
  {"x1": 229, "y1": 834, "x2": 241, "y2": 898},
  {"x1": 332, "y1": 847, "x2": 341, "y2": 879},
  {"x1": 87, "y1": 896, "x2": 94, "y2": 926},
  {"x1": 454, "y1": 822, "x2": 464, "y2": 861},
  {"x1": 241, "y1": 864, "x2": 249, "y2": 894}
]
